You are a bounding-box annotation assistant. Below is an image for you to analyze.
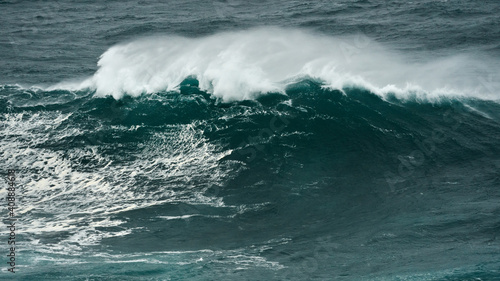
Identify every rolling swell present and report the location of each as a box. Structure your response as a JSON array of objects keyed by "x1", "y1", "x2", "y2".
[
  {"x1": 3, "y1": 80, "x2": 500, "y2": 197},
  {"x1": 3, "y1": 81, "x2": 500, "y2": 194}
]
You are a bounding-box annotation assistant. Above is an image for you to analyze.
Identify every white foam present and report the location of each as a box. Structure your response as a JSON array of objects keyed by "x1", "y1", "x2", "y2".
[
  {"x1": 51, "y1": 27, "x2": 499, "y2": 101},
  {"x1": 0, "y1": 112, "x2": 238, "y2": 252}
]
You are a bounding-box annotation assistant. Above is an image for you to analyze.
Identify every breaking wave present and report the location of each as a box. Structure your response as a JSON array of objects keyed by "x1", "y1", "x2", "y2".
[{"x1": 50, "y1": 27, "x2": 500, "y2": 101}]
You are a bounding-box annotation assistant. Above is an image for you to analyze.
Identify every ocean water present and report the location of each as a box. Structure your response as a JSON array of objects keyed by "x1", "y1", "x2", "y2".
[{"x1": 1, "y1": 0, "x2": 500, "y2": 280}]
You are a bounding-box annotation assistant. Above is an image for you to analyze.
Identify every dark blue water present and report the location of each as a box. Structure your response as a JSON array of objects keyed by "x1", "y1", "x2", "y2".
[{"x1": 1, "y1": 1, "x2": 500, "y2": 280}]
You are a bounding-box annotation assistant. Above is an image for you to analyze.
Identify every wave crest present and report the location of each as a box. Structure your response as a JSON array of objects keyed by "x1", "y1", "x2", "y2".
[{"x1": 51, "y1": 27, "x2": 499, "y2": 101}]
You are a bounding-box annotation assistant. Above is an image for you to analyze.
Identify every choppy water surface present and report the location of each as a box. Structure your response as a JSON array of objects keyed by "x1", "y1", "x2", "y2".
[{"x1": 1, "y1": 0, "x2": 500, "y2": 280}]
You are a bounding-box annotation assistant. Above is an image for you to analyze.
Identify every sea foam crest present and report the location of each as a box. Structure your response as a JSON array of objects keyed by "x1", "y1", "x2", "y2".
[{"x1": 53, "y1": 27, "x2": 499, "y2": 101}]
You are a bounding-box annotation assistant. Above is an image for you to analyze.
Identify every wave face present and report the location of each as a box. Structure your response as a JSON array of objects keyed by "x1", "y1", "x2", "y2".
[
  {"x1": 1, "y1": 80, "x2": 500, "y2": 279},
  {"x1": 53, "y1": 28, "x2": 500, "y2": 101}
]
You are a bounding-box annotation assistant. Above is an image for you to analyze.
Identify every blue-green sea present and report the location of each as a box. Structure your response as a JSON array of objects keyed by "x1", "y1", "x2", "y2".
[{"x1": 1, "y1": 0, "x2": 500, "y2": 280}]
